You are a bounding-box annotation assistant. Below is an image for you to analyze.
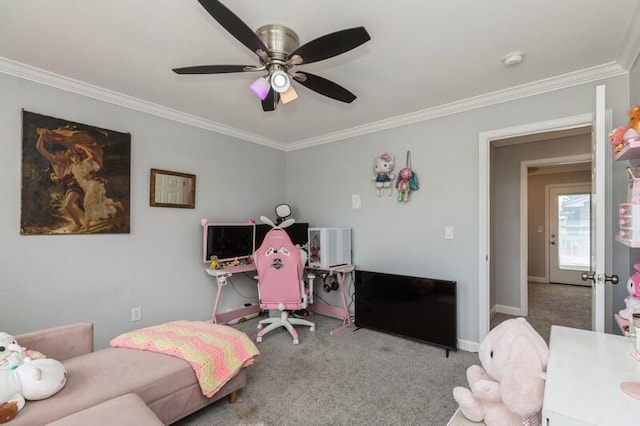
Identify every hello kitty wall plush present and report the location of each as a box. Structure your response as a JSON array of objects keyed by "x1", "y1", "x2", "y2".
[
  {"x1": 619, "y1": 263, "x2": 640, "y2": 321},
  {"x1": 453, "y1": 318, "x2": 549, "y2": 426},
  {"x1": 372, "y1": 153, "x2": 395, "y2": 196}
]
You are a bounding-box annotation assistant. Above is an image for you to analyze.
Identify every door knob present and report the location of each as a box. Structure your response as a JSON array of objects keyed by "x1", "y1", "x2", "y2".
[
  {"x1": 581, "y1": 272, "x2": 619, "y2": 284},
  {"x1": 581, "y1": 272, "x2": 594, "y2": 282}
]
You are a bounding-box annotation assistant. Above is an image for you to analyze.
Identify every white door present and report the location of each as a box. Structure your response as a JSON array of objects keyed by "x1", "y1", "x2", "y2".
[
  {"x1": 155, "y1": 174, "x2": 191, "y2": 204},
  {"x1": 587, "y1": 84, "x2": 609, "y2": 332},
  {"x1": 549, "y1": 184, "x2": 592, "y2": 285}
]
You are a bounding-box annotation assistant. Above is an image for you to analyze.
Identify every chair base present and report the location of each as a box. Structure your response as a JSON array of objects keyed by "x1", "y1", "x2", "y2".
[{"x1": 256, "y1": 311, "x2": 315, "y2": 345}]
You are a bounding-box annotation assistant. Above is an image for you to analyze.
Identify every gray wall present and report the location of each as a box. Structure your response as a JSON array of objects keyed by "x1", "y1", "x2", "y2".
[
  {"x1": 0, "y1": 73, "x2": 286, "y2": 348},
  {"x1": 493, "y1": 135, "x2": 590, "y2": 308},
  {"x1": 287, "y1": 76, "x2": 629, "y2": 344},
  {"x1": 527, "y1": 170, "x2": 592, "y2": 279}
]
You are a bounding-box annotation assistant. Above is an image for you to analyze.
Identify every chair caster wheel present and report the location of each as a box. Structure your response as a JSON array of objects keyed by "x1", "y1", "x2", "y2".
[
  {"x1": 293, "y1": 338, "x2": 299, "y2": 345},
  {"x1": 310, "y1": 326, "x2": 315, "y2": 332},
  {"x1": 256, "y1": 336, "x2": 262, "y2": 343},
  {"x1": 257, "y1": 324, "x2": 263, "y2": 330}
]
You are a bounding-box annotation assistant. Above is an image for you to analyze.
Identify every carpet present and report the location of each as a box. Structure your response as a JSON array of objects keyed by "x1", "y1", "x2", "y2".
[{"x1": 174, "y1": 315, "x2": 478, "y2": 426}]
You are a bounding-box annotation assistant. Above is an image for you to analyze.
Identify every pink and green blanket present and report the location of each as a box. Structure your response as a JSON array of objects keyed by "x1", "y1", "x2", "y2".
[{"x1": 110, "y1": 320, "x2": 259, "y2": 397}]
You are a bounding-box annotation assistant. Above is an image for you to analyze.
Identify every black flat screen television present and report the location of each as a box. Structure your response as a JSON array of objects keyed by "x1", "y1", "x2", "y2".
[
  {"x1": 255, "y1": 222, "x2": 309, "y2": 248},
  {"x1": 202, "y1": 223, "x2": 255, "y2": 263},
  {"x1": 355, "y1": 270, "x2": 457, "y2": 351}
]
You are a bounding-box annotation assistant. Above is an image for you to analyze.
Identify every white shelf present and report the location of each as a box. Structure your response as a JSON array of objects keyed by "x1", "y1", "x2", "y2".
[
  {"x1": 614, "y1": 139, "x2": 640, "y2": 161},
  {"x1": 615, "y1": 235, "x2": 640, "y2": 248}
]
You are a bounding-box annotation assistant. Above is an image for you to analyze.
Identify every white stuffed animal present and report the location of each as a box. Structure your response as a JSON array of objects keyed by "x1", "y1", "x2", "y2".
[
  {"x1": 0, "y1": 358, "x2": 67, "y2": 411},
  {"x1": 0, "y1": 332, "x2": 28, "y2": 370},
  {"x1": 372, "y1": 153, "x2": 395, "y2": 197}
]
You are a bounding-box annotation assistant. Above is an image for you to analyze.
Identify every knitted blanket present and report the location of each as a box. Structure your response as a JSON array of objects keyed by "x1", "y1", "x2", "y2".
[{"x1": 110, "y1": 320, "x2": 259, "y2": 397}]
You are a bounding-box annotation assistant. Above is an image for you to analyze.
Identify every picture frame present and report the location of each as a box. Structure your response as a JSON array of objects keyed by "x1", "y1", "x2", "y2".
[
  {"x1": 150, "y1": 168, "x2": 196, "y2": 209},
  {"x1": 21, "y1": 110, "x2": 131, "y2": 235}
]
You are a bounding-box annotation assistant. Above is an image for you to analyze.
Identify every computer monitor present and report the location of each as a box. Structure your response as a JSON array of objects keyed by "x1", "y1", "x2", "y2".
[
  {"x1": 202, "y1": 223, "x2": 255, "y2": 263},
  {"x1": 255, "y1": 222, "x2": 309, "y2": 249}
]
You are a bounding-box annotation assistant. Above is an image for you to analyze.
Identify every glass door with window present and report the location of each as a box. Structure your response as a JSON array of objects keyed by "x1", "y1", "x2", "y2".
[{"x1": 549, "y1": 184, "x2": 591, "y2": 285}]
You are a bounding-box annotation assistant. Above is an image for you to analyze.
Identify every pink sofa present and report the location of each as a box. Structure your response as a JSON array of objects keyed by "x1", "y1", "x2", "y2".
[{"x1": 9, "y1": 323, "x2": 248, "y2": 425}]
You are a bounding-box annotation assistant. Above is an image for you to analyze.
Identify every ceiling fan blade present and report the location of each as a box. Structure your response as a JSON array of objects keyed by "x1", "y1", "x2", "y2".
[
  {"x1": 288, "y1": 27, "x2": 370, "y2": 65},
  {"x1": 172, "y1": 65, "x2": 253, "y2": 74},
  {"x1": 294, "y1": 72, "x2": 356, "y2": 103},
  {"x1": 197, "y1": 0, "x2": 268, "y2": 55},
  {"x1": 261, "y1": 89, "x2": 280, "y2": 112}
]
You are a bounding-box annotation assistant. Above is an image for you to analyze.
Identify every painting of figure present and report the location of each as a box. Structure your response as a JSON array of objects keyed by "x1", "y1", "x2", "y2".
[{"x1": 21, "y1": 111, "x2": 131, "y2": 235}]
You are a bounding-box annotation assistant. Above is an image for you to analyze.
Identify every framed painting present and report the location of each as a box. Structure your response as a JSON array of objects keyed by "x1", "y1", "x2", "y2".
[{"x1": 21, "y1": 110, "x2": 131, "y2": 235}]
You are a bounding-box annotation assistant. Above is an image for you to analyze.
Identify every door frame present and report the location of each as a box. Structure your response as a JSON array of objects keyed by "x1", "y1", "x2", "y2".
[
  {"x1": 546, "y1": 182, "x2": 592, "y2": 285},
  {"x1": 478, "y1": 113, "x2": 593, "y2": 342}
]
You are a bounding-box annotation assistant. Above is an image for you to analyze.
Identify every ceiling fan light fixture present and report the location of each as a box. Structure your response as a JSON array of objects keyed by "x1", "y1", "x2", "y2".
[
  {"x1": 270, "y1": 70, "x2": 291, "y2": 93},
  {"x1": 280, "y1": 85, "x2": 298, "y2": 104},
  {"x1": 250, "y1": 77, "x2": 271, "y2": 100}
]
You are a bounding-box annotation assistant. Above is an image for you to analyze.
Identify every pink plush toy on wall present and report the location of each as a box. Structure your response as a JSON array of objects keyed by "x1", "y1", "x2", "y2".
[
  {"x1": 610, "y1": 126, "x2": 626, "y2": 154},
  {"x1": 453, "y1": 318, "x2": 549, "y2": 426},
  {"x1": 619, "y1": 263, "x2": 640, "y2": 321}
]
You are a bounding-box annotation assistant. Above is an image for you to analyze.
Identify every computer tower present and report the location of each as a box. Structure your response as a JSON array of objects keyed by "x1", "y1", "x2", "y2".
[{"x1": 308, "y1": 227, "x2": 351, "y2": 268}]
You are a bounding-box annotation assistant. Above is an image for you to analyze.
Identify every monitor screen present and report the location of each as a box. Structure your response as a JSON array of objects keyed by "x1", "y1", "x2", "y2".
[
  {"x1": 203, "y1": 223, "x2": 255, "y2": 263},
  {"x1": 255, "y1": 222, "x2": 309, "y2": 249}
]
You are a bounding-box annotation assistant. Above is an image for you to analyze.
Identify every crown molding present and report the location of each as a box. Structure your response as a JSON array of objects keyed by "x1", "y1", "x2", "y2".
[
  {"x1": 617, "y1": 2, "x2": 640, "y2": 70},
  {"x1": 286, "y1": 62, "x2": 627, "y2": 151},
  {"x1": 0, "y1": 57, "x2": 286, "y2": 151},
  {"x1": 0, "y1": 57, "x2": 628, "y2": 153}
]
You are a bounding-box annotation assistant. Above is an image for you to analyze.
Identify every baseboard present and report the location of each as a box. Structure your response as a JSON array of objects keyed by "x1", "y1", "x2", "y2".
[
  {"x1": 528, "y1": 276, "x2": 547, "y2": 283},
  {"x1": 495, "y1": 304, "x2": 525, "y2": 316},
  {"x1": 458, "y1": 339, "x2": 479, "y2": 353},
  {"x1": 490, "y1": 304, "x2": 497, "y2": 318}
]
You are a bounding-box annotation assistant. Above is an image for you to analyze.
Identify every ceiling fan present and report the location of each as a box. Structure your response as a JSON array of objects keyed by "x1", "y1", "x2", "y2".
[{"x1": 172, "y1": 0, "x2": 371, "y2": 112}]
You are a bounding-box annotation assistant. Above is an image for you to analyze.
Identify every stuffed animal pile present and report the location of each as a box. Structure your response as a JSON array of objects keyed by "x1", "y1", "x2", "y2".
[
  {"x1": 610, "y1": 104, "x2": 640, "y2": 155},
  {"x1": 453, "y1": 318, "x2": 549, "y2": 426},
  {"x1": 0, "y1": 332, "x2": 67, "y2": 424}
]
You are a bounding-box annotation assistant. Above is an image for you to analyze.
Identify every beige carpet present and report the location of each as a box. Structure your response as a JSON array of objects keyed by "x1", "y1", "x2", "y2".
[{"x1": 490, "y1": 282, "x2": 591, "y2": 343}]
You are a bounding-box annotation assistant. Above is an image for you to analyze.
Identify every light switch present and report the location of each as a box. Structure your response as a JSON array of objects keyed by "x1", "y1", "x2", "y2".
[
  {"x1": 352, "y1": 194, "x2": 361, "y2": 209},
  {"x1": 445, "y1": 226, "x2": 454, "y2": 239}
]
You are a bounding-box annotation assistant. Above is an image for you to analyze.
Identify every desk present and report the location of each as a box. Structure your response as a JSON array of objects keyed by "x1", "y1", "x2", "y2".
[
  {"x1": 307, "y1": 264, "x2": 355, "y2": 335},
  {"x1": 542, "y1": 326, "x2": 640, "y2": 425},
  {"x1": 204, "y1": 263, "x2": 355, "y2": 334},
  {"x1": 205, "y1": 264, "x2": 259, "y2": 324}
]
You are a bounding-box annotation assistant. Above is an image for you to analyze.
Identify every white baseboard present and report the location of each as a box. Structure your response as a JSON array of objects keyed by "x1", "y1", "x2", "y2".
[
  {"x1": 495, "y1": 304, "x2": 525, "y2": 316},
  {"x1": 457, "y1": 339, "x2": 479, "y2": 353},
  {"x1": 528, "y1": 276, "x2": 547, "y2": 283},
  {"x1": 490, "y1": 304, "x2": 497, "y2": 318}
]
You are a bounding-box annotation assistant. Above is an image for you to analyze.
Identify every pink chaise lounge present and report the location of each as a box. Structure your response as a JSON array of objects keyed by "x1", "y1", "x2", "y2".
[{"x1": 9, "y1": 322, "x2": 252, "y2": 425}]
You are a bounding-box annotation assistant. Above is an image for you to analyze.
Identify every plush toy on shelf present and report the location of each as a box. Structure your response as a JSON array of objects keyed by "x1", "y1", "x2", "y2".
[
  {"x1": 372, "y1": 153, "x2": 395, "y2": 197},
  {"x1": 453, "y1": 318, "x2": 549, "y2": 426},
  {"x1": 610, "y1": 126, "x2": 627, "y2": 154},
  {"x1": 619, "y1": 263, "x2": 640, "y2": 321}
]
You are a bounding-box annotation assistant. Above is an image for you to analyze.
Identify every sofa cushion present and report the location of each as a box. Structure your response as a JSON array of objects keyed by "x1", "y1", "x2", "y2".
[
  {"x1": 12, "y1": 347, "x2": 200, "y2": 425},
  {"x1": 47, "y1": 393, "x2": 163, "y2": 426}
]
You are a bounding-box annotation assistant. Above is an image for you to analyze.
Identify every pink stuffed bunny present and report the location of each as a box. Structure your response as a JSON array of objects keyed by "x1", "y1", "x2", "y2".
[{"x1": 453, "y1": 318, "x2": 549, "y2": 426}]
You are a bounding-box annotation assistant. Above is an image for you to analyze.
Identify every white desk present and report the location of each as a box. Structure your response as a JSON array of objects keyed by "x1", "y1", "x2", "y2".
[{"x1": 542, "y1": 326, "x2": 640, "y2": 425}]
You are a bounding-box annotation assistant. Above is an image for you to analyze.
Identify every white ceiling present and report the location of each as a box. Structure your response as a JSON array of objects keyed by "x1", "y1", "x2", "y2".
[{"x1": 1, "y1": 0, "x2": 639, "y2": 150}]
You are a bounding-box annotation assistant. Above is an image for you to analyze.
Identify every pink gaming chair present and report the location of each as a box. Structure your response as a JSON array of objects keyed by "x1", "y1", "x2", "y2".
[{"x1": 255, "y1": 220, "x2": 315, "y2": 345}]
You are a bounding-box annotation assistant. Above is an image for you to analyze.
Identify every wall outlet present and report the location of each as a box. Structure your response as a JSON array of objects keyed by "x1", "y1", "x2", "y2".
[
  {"x1": 445, "y1": 226, "x2": 454, "y2": 240},
  {"x1": 131, "y1": 306, "x2": 142, "y2": 322}
]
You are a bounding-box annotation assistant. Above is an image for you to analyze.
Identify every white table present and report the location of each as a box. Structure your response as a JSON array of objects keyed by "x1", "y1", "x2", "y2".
[{"x1": 542, "y1": 325, "x2": 640, "y2": 425}]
